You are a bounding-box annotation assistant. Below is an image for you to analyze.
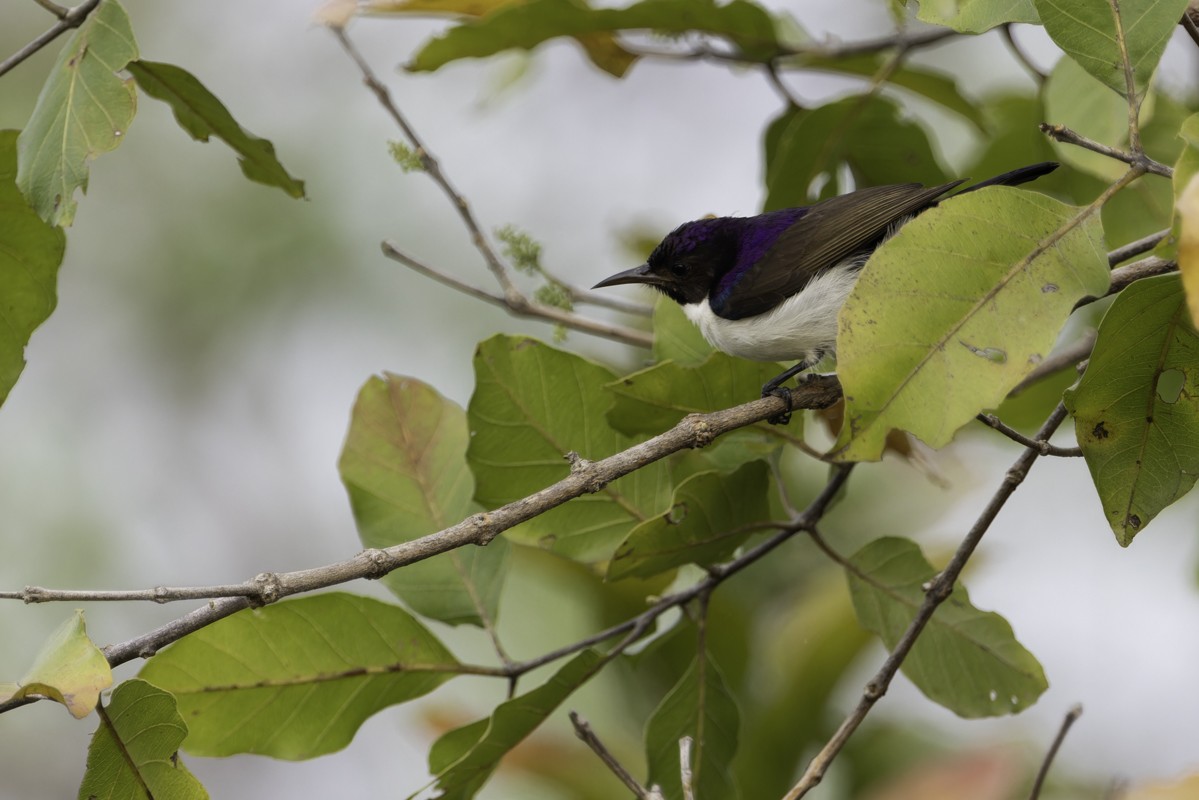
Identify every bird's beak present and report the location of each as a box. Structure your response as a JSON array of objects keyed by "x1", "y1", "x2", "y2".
[{"x1": 593, "y1": 263, "x2": 660, "y2": 289}]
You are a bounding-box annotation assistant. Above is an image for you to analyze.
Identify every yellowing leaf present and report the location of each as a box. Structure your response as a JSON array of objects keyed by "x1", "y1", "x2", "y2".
[
  {"x1": 0, "y1": 611, "x2": 112, "y2": 719},
  {"x1": 833, "y1": 187, "x2": 1109, "y2": 462}
]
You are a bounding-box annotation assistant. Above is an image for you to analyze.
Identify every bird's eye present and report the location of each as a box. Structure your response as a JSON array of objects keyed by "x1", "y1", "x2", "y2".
[{"x1": 670, "y1": 263, "x2": 690, "y2": 278}]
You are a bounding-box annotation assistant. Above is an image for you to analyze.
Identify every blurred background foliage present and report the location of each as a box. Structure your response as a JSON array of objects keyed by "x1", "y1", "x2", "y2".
[{"x1": 1, "y1": 1, "x2": 1198, "y2": 798}]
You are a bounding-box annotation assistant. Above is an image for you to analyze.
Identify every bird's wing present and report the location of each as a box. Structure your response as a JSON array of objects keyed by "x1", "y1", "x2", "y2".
[{"x1": 713, "y1": 181, "x2": 963, "y2": 319}]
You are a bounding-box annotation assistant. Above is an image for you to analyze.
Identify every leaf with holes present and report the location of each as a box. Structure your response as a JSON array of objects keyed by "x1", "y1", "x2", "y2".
[
  {"x1": 846, "y1": 537, "x2": 1047, "y2": 717},
  {"x1": 138, "y1": 593, "x2": 459, "y2": 759},
  {"x1": 1064, "y1": 274, "x2": 1199, "y2": 545}
]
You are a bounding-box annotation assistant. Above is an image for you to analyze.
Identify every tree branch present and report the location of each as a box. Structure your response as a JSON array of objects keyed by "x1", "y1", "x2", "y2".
[
  {"x1": 570, "y1": 712, "x2": 660, "y2": 800},
  {"x1": 19, "y1": 377, "x2": 839, "y2": 680},
  {"x1": 1001, "y1": 23, "x2": 1047, "y2": 84},
  {"x1": 1038, "y1": 124, "x2": 1173, "y2": 178},
  {"x1": 1107, "y1": 228, "x2": 1169, "y2": 265},
  {"x1": 331, "y1": 27, "x2": 647, "y2": 347},
  {"x1": 784, "y1": 403, "x2": 1072, "y2": 799},
  {"x1": 381, "y1": 241, "x2": 653, "y2": 348},
  {"x1": 1028, "y1": 705, "x2": 1083, "y2": 800},
  {"x1": 0, "y1": 0, "x2": 101, "y2": 78},
  {"x1": 976, "y1": 413, "x2": 1083, "y2": 456}
]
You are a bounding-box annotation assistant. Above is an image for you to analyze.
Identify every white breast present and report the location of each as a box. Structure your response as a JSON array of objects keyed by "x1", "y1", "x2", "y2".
[{"x1": 682, "y1": 266, "x2": 860, "y2": 362}]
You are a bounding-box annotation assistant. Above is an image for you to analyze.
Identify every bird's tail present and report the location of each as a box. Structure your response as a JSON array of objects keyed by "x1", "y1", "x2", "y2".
[{"x1": 956, "y1": 161, "x2": 1059, "y2": 195}]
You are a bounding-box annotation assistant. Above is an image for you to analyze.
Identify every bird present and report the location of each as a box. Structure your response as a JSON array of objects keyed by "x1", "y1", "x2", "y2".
[{"x1": 593, "y1": 162, "x2": 1059, "y2": 423}]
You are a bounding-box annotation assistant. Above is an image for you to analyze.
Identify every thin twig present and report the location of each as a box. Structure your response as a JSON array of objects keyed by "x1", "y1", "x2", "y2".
[
  {"x1": 569, "y1": 712, "x2": 656, "y2": 800},
  {"x1": 1107, "y1": 229, "x2": 1169, "y2": 265},
  {"x1": 1028, "y1": 704, "x2": 1083, "y2": 800},
  {"x1": 32, "y1": 0, "x2": 69, "y2": 18},
  {"x1": 1001, "y1": 24, "x2": 1047, "y2": 84},
  {"x1": 333, "y1": 28, "x2": 646, "y2": 345},
  {"x1": 0, "y1": 0, "x2": 101, "y2": 78},
  {"x1": 784, "y1": 403, "x2": 1071, "y2": 799},
  {"x1": 976, "y1": 413, "x2": 1083, "y2": 456},
  {"x1": 1075, "y1": 255, "x2": 1179, "y2": 312},
  {"x1": 381, "y1": 241, "x2": 653, "y2": 348},
  {"x1": 0, "y1": 584, "x2": 268, "y2": 603},
  {"x1": 1038, "y1": 124, "x2": 1173, "y2": 178},
  {"x1": 1105, "y1": 256, "x2": 1177, "y2": 296},
  {"x1": 1183, "y1": 13, "x2": 1199, "y2": 49}
]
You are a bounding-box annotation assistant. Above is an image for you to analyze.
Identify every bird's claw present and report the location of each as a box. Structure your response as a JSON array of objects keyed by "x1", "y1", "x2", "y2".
[{"x1": 763, "y1": 385, "x2": 792, "y2": 425}]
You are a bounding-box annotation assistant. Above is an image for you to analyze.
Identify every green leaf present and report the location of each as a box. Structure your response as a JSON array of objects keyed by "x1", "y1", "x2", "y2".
[
  {"x1": 832, "y1": 187, "x2": 1110, "y2": 462},
  {"x1": 126, "y1": 60, "x2": 305, "y2": 198},
  {"x1": 608, "y1": 463, "x2": 771, "y2": 581},
  {"x1": 467, "y1": 335, "x2": 671, "y2": 562},
  {"x1": 408, "y1": 0, "x2": 782, "y2": 77},
  {"x1": 369, "y1": 0, "x2": 638, "y2": 76},
  {"x1": 734, "y1": 573, "x2": 872, "y2": 798},
  {"x1": 16, "y1": 0, "x2": 138, "y2": 227},
  {"x1": 0, "y1": 130, "x2": 66, "y2": 408},
  {"x1": 1064, "y1": 274, "x2": 1199, "y2": 545},
  {"x1": 846, "y1": 537, "x2": 1047, "y2": 717},
  {"x1": 605, "y1": 351, "x2": 785, "y2": 435},
  {"x1": 78, "y1": 679, "x2": 208, "y2": 800},
  {"x1": 653, "y1": 294, "x2": 713, "y2": 366},
  {"x1": 962, "y1": 94, "x2": 1070, "y2": 198},
  {"x1": 916, "y1": 0, "x2": 1039, "y2": 32},
  {"x1": 645, "y1": 655, "x2": 741, "y2": 800},
  {"x1": 1043, "y1": 56, "x2": 1129, "y2": 181},
  {"x1": 1034, "y1": 0, "x2": 1189, "y2": 98},
  {"x1": 764, "y1": 95, "x2": 947, "y2": 210},
  {"x1": 796, "y1": 54, "x2": 987, "y2": 130},
  {"x1": 428, "y1": 649, "x2": 604, "y2": 799},
  {"x1": 339, "y1": 373, "x2": 509, "y2": 627},
  {"x1": 138, "y1": 593, "x2": 459, "y2": 759},
  {"x1": 0, "y1": 610, "x2": 112, "y2": 719}
]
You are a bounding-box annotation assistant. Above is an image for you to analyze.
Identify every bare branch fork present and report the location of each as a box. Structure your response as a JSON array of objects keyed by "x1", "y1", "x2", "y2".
[
  {"x1": 330, "y1": 26, "x2": 653, "y2": 349},
  {"x1": 0, "y1": 0, "x2": 102, "y2": 79}
]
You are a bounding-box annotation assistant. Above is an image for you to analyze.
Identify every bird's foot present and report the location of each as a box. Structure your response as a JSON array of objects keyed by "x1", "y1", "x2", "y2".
[{"x1": 763, "y1": 385, "x2": 793, "y2": 425}]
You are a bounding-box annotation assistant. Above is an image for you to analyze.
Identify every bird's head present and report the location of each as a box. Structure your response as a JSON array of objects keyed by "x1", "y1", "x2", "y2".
[{"x1": 593, "y1": 218, "x2": 739, "y2": 305}]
